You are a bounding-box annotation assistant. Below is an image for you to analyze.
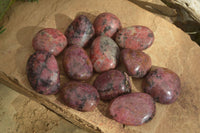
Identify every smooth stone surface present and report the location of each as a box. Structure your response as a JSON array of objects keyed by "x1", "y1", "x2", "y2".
[
  {"x1": 115, "y1": 26, "x2": 154, "y2": 50},
  {"x1": 90, "y1": 36, "x2": 120, "y2": 72},
  {"x1": 63, "y1": 45, "x2": 93, "y2": 80},
  {"x1": 121, "y1": 49, "x2": 152, "y2": 78},
  {"x1": 61, "y1": 81, "x2": 100, "y2": 112},
  {"x1": 109, "y1": 92, "x2": 155, "y2": 126},
  {"x1": 93, "y1": 70, "x2": 131, "y2": 100},
  {"x1": 26, "y1": 51, "x2": 60, "y2": 95},
  {"x1": 65, "y1": 15, "x2": 95, "y2": 47},
  {"x1": 32, "y1": 28, "x2": 67, "y2": 56},
  {"x1": 142, "y1": 67, "x2": 181, "y2": 104},
  {"x1": 93, "y1": 12, "x2": 122, "y2": 37}
]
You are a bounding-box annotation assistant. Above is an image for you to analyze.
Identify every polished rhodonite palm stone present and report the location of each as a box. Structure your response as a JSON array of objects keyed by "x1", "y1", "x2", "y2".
[
  {"x1": 26, "y1": 51, "x2": 60, "y2": 95},
  {"x1": 142, "y1": 67, "x2": 181, "y2": 104},
  {"x1": 65, "y1": 15, "x2": 95, "y2": 47},
  {"x1": 94, "y1": 12, "x2": 122, "y2": 37},
  {"x1": 61, "y1": 81, "x2": 100, "y2": 112},
  {"x1": 32, "y1": 28, "x2": 67, "y2": 56},
  {"x1": 94, "y1": 70, "x2": 131, "y2": 100},
  {"x1": 109, "y1": 92, "x2": 155, "y2": 126},
  {"x1": 63, "y1": 45, "x2": 93, "y2": 80},
  {"x1": 121, "y1": 48, "x2": 152, "y2": 78},
  {"x1": 115, "y1": 26, "x2": 154, "y2": 50},
  {"x1": 90, "y1": 36, "x2": 120, "y2": 72}
]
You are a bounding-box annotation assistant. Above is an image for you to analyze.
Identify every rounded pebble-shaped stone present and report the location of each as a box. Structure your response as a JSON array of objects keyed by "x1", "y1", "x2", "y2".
[
  {"x1": 94, "y1": 70, "x2": 131, "y2": 100},
  {"x1": 32, "y1": 28, "x2": 67, "y2": 56},
  {"x1": 26, "y1": 51, "x2": 60, "y2": 95},
  {"x1": 121, "y1": 49, "x2": 151, "y2": 78},
  {"x1": 65, "y1": 15, "x2": 95, "y2": 47},
  {"x1": 61, "y1": 81, "x2": 100, "y2": 111},
  {"x1": 115, "y1": 26, "x2": 154, "y2": 50},
  {"x1": 142, "y1": 67, "x2": 181, "y2": 104},
  {"x1": 90, "y1": 36, "x2": 120, "y2": 72},
  {"x1": 94, "y1": 12, "x2": 122, "y2": 37},
  {"x1": 63, "y1": 45, "x2": 93, "y2": 80},
  {"x1": 109, "y1": 93, "x2": 155, "y2": 126}
]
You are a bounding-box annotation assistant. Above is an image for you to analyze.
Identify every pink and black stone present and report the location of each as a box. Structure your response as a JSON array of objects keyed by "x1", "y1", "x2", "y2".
[
  {"x1": 94, "y1": 70, "x2": 131, "y2": 101},
  {"x1": 26, "y1": 51, "x2": 60, "y2": 95},
  {"x1": 32, "y1": 28, "x2": 67, "y2": 56},
  {"x1": 61, "y1": 81, "x2": 100, "y2": 112},
  {"x1": 65, "y1": 15, "x2": 95, "y2": 47},
  {"x1": 121, "y1": 49, "x2": 152, "y2": 78},
  {"x1": 109, "y1": 93, "x2": 155, "y2": 126},
  {"x1": 63, "y1": 45, "x2": 93, "y2": 80},
  {"x1": 90, "y1": 36, "x2": 120, "y2": 72},
  {"x1": 94, "y1": 12, "x2": 122, "y2": 37},
  {"x1": 115, "y1": 26, "x2": 154, "y2": 50},
  {"x1": 142, "y1": 67, "x2": 181, "y2": 104}
]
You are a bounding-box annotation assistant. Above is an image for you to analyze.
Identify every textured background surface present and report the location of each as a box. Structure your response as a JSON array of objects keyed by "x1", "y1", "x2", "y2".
[
  {"x1": 0, "y1": 83, "x2": 88, "y2": 133},
  {"x1": 0, "y1": 0, "x2": 200, "y2": 133}
]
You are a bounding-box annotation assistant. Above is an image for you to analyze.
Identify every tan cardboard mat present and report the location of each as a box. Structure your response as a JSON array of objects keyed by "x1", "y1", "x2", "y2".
[{"x1": 0, "y1": 0, "x2": 200, "y2": 132}]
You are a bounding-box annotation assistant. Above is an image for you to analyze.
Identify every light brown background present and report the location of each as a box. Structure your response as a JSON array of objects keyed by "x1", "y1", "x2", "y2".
[{"x1": 0, "y1": 0, "x2": 200, "y2": 132}]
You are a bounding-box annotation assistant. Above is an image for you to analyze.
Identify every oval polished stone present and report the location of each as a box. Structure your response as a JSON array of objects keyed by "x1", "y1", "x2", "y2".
[
  {"x1": 65, "y1": 15, "x2": 95, "y2": 47},
  {"x1": 63, "y1": 45, "x2": 93, "y2": 80},
  {"x1": 61, "y1": 81, "x2": 100, "y2": 112},
  {"x1": 94, "y1": 12, "x2": 122, "y2": 37},
  {"x1": 142, "y1": 67, "x2": 181, "y2": 104},
  {"x1": 115, "y1": 26, "x2": 154, "y2": 50},
  {"x1": 90, "y1": 36, "x2": 120, "y2": 72},
  {"x1": 26, "y1": 51, "x2": 60, "y2": 95},
  {"x1": 121, "y1": 49, "x2": 151, "y2": 78},
  {"x1": 109, "y1": 93, "x2": 155, "y2": 126},
  {"x1": 32, "y1": 28, "x2": 67, "y2": 56},
  {"x1": 94, "y1": 70, "x2": 131, "y2": 100}
]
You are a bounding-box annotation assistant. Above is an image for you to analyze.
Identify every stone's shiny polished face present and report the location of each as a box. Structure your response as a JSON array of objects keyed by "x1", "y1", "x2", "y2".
[
  {"x1": 142, "y1": 67, "x2": 181, "y2": 104},
  {"x1": 63, "y1": 45, "x2": 93, "y2": 81},
  {"x1": 115, "y1": 26, "x2": 154, "y2": 50},
  {"x1": 61, "y1": 81, "x2": 100, "y2": 112},
  {"x1": 32, "y1": 28, "x2": 67, "y2": 56},
  {"x1": 94, "y1": 70, "x2": 131, "y2": 101},
  {"x1": 121, "y1": 49, "x2": 152, "y2": 78},
  {"x1": 109, "y1": 93, "x2": 155, "y2": 126},
  {"x1": 26, "y1": 51, "x2": 60, "y2": 95},
  {"x1": 90, "y1": 36, "x2": 120, "y2": 72},
  {"x1": 94, "y1": 12, "x2": 122, "y2": 37},
  {"x1": 65, "y1": 15, "x2": 95, "y2": 47}
]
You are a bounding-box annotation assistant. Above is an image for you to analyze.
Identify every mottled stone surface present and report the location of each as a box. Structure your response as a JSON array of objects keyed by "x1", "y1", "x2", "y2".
[
  {"x1": 115, "y1": 26, "x2": 154, "y2": 50},
  {"x1": 63, "y1": 45, "x2": 93, "y2": 80},
  {"x1": 61, "y1": 81, "x2": 100, "y2": 112},
  {"x1": 109, "y1": 93, "x2": 155, "y2": 126},
  {"x1": 93, "y1": 70, "x2": 131, "y2": 100},
  {"x1": 65, "y1": 15, "x2": 94, "y2": 47},
  {"x1": 32, "y1": 28, "x2": 67, "y2": 56},
  {"x1": 26, "y1": 51, "x2": 60, "y2": 95},
  {"x1": 93, "y1": 12, "x2": 122, "y2": 37},
  {"x1": 142, "y1": 67, "x2": 181, "y2": 104},
  {"x1": 121, "y1": 49, "x2": 151, "y2": 78},
  {"x1": 90, "y1": 36, "x2": 120, "y2": 72}
]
